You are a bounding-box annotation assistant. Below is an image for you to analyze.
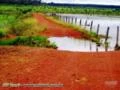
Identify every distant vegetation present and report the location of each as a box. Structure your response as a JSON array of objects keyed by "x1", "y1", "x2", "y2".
[
  {"x1": 0, "y1": 4, "x2": 120, "y2": 16},
  {"x1": 0, "y1": 0, "x2": 41, "y2": 4}
]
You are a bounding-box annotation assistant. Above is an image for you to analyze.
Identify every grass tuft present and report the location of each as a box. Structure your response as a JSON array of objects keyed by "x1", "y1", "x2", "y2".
[
  {"x1": 0, "y1": 36, "x2": 57, "y2": 49},
  {"x1": 9, "y1": 14, "x2": 46, "y2": 36}
]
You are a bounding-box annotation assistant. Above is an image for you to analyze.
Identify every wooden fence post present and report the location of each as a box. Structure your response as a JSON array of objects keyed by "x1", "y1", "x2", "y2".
[
  {"x1": 84, "y1": 20, "x2": 87, "y2": 26},
  {"x1": 96, "y1": 45, "x2": 98, "y2": 52},
  {"x1": 65, "y1": 16, "x2": 67, "y2": 23},
  {"x1": 75, "y1": 17, "x2": 77, "y2": 24},
  {"x1": 115, "y1": 26, "x2": 120, "y2": 50},
  {"x1": 105, "y1": 27, "x2": 110, "y2": 43},
  {"x1": 71, "y1": 17, "x2": 73, "y2": 24},
  {"x1": 105, "y1": 26, "x2": 110, "y2": 51},
  {"x1": 96, "y1": 24, "x2": 100, "y2": 36},
  {"x1": 90, "y1": 21, "x2": 93, "y2": 32},
  {"x1": 89, "y1": 42, "x2": 92, "y2": 51},
  {"x1": 79, "y1": 19, "x2": 82, "y2": 26},
  {"x1": 68, "y1": 16, "x2": 70, "y2": 23}
]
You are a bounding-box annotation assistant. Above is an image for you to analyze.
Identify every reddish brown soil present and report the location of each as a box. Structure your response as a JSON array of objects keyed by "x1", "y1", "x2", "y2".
[
  {"x1": 0, "y1": 46, "x2": 120, "y2": 90},
  {"x1": 0, "y1": 13, "x2": 120, "y2": 90},
  {"x1": 33, "y1": 13, "x2": 85, "y2": 38}
]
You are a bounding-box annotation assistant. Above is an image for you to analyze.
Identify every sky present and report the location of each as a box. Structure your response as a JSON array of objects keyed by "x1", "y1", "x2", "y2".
[{"x1": 42, "y1": 0, "x2": 120, "y2": 5}]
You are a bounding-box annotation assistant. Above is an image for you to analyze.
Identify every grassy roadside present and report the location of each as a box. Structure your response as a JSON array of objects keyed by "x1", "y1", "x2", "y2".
[
  {"x1": 0, "y1": 13, "x2": 47, "y2": 37},
  {"x1": 0, "y1": 13, "x2": 57, "y2": 49},
  {"x1": 0, "y1": 36, "x2": 57, "y2": 49},
  {"x1": 9, "y1": 13, "x2": 46, "y2": 36}
]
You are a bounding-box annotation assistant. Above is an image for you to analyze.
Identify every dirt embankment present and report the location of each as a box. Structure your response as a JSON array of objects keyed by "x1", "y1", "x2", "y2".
[{"x1": 33, "y1": 13, "x2": 86, "y2": 38}]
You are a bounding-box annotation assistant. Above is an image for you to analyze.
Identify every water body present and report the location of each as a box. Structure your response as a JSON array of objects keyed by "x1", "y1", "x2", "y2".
[
  {"x1": 48, "y1": 37, "x2": 113, "y2": 52},
  {"x1": 59, "y1": 14, "x2": 120, "y2": 46},
  {"x1": 48, "y1": 14, "x2": 120, "y2": 52}
]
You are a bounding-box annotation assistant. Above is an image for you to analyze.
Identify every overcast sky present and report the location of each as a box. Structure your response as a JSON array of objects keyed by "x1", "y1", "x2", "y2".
[{"x1": 42, "y1": 0, "x2": 120, "y2": 5}]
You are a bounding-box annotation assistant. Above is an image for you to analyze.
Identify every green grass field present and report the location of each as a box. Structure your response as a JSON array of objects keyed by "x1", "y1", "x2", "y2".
[{"x1": 0, "y1": 4, "x2": 120, "y2": 15}]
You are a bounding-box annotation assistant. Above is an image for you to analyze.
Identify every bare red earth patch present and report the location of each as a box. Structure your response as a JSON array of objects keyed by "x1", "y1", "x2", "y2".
[{"x1": 0, "y1": 46, "x2": 120, "y2": 90}]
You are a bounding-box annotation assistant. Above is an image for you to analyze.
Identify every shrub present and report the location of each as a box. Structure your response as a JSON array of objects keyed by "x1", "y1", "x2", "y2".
[
  {"x1": 0, "y1": 36, "x2": 57, "y2": 49},
  {"x1": 9, "y1": 17, "x2": 46, "y2": 36}
]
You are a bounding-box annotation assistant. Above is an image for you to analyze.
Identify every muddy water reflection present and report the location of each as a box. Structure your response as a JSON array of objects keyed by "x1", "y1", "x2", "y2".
[
  {"x1": 49, "y1": 37, "x2": 114, "y2": 52},
  {"x1": 57, "y1": 14, "x2": 120, "y2": 50}
]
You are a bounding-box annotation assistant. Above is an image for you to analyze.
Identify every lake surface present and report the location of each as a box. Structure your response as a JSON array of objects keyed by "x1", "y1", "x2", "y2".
[
  {"x1": 49, "y1": 37, "x2": 114, "y2": 52},
  {"x1": 60, "y1": 14, "x2": 120, "y2": 45},
  {"x1": 48, "y1": 14, "x2": 120, "y2": 52},
  {"x1": 58, "y1": 14, "x2": 120, "y2": 50}
]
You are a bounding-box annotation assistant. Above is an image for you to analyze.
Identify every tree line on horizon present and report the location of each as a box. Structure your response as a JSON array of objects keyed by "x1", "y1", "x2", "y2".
[{"x1": 0, "y1": 0, "x2": 41, "y2": 4}]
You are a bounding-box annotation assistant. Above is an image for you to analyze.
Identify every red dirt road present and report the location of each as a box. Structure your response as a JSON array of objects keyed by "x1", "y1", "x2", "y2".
[
  {"x1": 0, "y1": 46, "x2": 120, "y2": 90},
  {"x1": 0, "y1": 13, "x2": 120, "y2": 90},
  {"x1": 33, "y1": 13, "x2": 85, "y2": 38}
]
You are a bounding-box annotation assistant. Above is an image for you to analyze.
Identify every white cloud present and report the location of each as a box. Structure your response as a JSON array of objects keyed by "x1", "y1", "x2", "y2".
[{"x1": 42, "y1": 0, "x2": 120, "y2": 5}]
